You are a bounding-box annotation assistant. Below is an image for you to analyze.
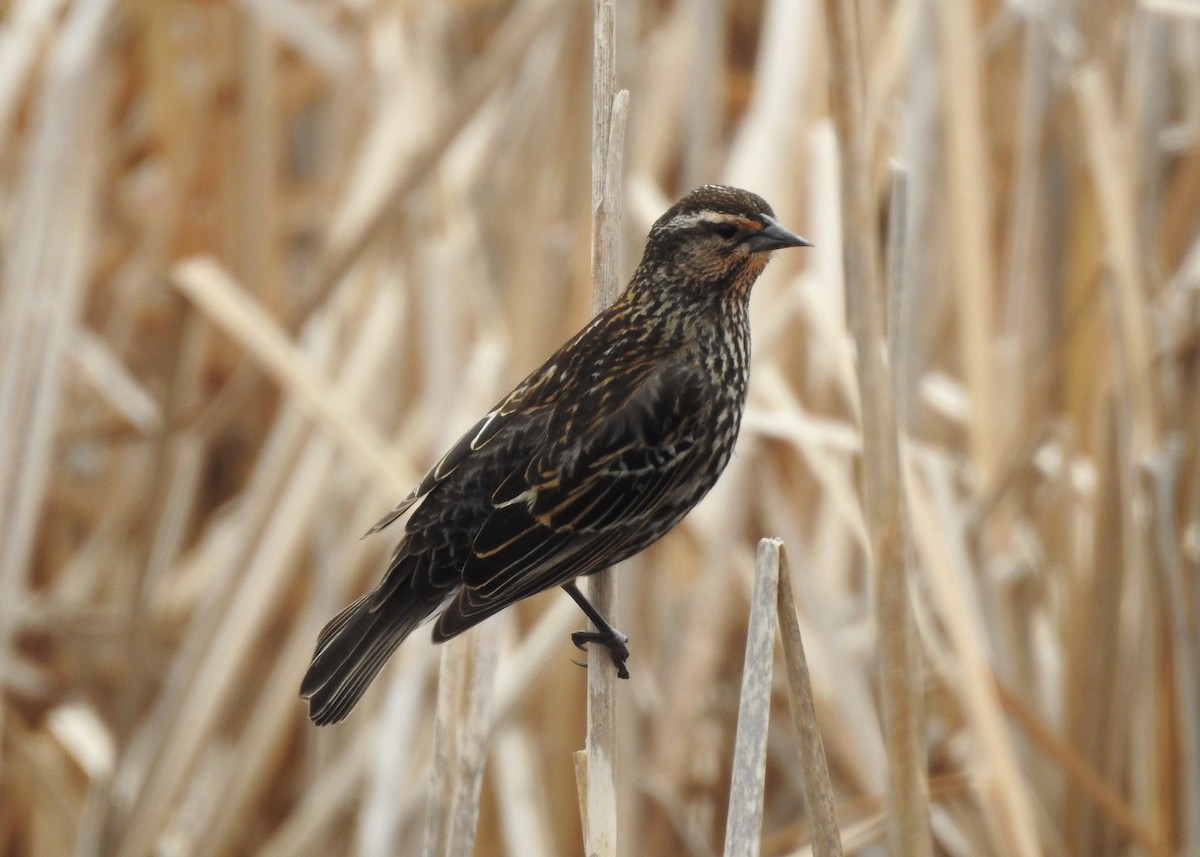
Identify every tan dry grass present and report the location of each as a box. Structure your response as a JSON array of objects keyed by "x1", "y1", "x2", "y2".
[{"x1": 1, "y1": 1, "x2": 1198, "y2": 856}]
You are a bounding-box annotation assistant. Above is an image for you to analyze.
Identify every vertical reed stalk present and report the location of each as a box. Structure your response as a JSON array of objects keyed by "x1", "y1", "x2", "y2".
[
  {"x1": 582, "y1": 2, "x2": 627, "y2": 855},
  {"x1": 820, "y1": 1, "x2": 929, "y2": 853}
]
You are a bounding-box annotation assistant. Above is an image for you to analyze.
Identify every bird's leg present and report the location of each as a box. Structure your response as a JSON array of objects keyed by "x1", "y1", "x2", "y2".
[{"x1": 562, "y1": 581, "x2": 631, "y2": 679}]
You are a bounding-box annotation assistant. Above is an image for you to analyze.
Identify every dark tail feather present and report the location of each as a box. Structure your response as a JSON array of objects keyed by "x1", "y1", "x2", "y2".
[{"x1": 300, "y1": 589, "x2": 438, "y2": 725}]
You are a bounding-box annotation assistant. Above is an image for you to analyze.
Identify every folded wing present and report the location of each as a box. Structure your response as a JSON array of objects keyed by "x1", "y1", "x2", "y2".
[{"x1": 433, "y1": 362, "x2": 707, "y2": 640}]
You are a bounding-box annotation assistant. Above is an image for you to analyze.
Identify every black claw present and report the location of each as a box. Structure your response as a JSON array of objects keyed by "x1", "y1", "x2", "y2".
[
  {"x1": 561, "y1": 582, "x2": 631, "y2": 679},
  {"x1": 571, "y1": 629, "x2": 631, "y2": 679}
]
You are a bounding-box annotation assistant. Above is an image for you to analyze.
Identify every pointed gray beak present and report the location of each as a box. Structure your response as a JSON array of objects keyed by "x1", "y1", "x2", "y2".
[{"x1": 746, "y1": 214, "x2": 812, "y2": 253}]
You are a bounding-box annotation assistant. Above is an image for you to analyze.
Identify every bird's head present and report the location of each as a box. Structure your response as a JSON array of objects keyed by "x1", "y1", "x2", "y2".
[{"x1": 636, "y1": 185, "x2": 810, "y2": 301}]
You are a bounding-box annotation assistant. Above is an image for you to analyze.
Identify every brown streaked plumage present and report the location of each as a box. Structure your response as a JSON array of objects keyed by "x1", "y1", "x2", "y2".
[{"x1": 301, "y1": 185, "x2": 809, "y2": 724}]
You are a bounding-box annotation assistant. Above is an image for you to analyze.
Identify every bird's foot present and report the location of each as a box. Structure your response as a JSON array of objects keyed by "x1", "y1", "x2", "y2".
[{"x1": 571, "y1": 628, "x2": 631, "y2": 679}]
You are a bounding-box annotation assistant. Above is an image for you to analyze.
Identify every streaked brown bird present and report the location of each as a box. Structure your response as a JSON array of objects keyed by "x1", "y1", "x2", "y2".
[{"x1": 301, "y1": 185, "x2": 809, "y2": 724}]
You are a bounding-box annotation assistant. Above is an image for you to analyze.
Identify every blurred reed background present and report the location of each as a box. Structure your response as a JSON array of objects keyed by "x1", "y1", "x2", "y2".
[{"x1": 1, "y1": 0, "x2": 1198, "y2": 855}]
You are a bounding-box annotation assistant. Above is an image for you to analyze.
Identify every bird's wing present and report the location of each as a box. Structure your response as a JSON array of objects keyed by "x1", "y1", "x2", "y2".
[
  {"x1": 433, "y1": 362, "x2": 707, "y2": 638},
  {"x1": 362, "y1": 369, "x2": 553, "y2": 537},
  {"x1": 362, "y1": 302, "x2": 660, "y2": 537}
]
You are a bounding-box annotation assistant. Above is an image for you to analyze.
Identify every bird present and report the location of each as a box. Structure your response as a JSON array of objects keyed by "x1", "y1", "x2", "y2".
[{"x1": 300, "y1": 185, "x2": 810, "y2": 724}]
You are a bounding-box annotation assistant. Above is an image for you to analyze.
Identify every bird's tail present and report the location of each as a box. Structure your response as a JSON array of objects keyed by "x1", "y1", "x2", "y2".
[{"x1": 300, "y1": 588, "x2": 439, "y2": 725}]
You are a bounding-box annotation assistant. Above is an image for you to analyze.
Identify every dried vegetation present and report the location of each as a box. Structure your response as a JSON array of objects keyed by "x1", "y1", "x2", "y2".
[{"x1": 1, "y1": 1, "x2": 1198, "y2": 856}]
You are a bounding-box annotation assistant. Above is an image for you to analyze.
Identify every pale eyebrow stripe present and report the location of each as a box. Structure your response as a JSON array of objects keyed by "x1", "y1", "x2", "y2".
[{"x1": 662, "y1": 211, "x2": 759, "y2": 230}]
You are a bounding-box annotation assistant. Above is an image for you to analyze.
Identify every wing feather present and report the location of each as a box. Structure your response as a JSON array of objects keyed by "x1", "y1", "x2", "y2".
[
  {"x1": 436, "y1": 363, "x2": 707, "y2": 638},
  {"x1": 362, "y1": 372, "x2": 552, "y2": 537}
]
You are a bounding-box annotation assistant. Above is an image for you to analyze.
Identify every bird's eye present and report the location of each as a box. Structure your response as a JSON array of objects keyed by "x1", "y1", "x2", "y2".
[{"x1": 712, "y1": 223, "x2": 738, "y2": 240}]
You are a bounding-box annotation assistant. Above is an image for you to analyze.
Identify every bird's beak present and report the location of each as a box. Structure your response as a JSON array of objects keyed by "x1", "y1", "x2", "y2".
[{"x1": 746, "y1": 214, "x2": 812, "y2": 252}]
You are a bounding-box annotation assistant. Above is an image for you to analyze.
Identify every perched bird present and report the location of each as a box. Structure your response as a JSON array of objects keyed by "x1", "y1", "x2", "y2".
[{"x1": 301, "y1": 185, "x2": 809, "y2": 724}]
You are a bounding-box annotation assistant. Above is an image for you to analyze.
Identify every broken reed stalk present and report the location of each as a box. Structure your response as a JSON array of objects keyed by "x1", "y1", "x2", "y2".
[
  {"x1": 819, "y1": 0, "x2": 929, "y2": 853},
  {"x1": 422, "y1": 620, "x2": 503, "y2": 857},
  {"x1": 423, "y1": 638, "x2": 470, "y2": 857},
  {"x1": 443, "y1": 627, "x2": 500, "y2": 857},
  {"x1": 776, "y1": 547, "x2": 844, "y2": 857},
  {"x1": 727, "y1": 541, "x2": 846, "y2": 857},
  {"x1": 722, "y1": 539, "x2": 782, "y2": 857},
  {"x1": 582, "y1": 1, "x2": 626, "y2": 855}
]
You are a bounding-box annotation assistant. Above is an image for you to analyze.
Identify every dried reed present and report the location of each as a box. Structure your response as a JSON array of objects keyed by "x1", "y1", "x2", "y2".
[{"x1": 1, "y1": 2, "x2": 1196, "y2": 857}]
